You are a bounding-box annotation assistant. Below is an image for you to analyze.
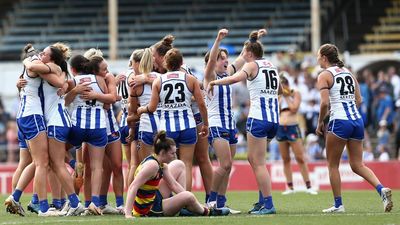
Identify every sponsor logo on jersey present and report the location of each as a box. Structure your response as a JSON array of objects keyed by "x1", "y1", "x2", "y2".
[
  {"x1": 335, "y1": 68, "x2": 344, "y2": 73},
  {"x1": 167, "y1": 73, "x2": 179, "y2": 79},
  {"x1": 79, "y1": 77, "x2": 92, "y2": 84}
]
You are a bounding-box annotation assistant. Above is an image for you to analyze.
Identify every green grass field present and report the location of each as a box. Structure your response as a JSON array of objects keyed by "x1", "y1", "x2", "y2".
[{"x1": 1, "y1": 191, "x2": 399, "y2": 225}]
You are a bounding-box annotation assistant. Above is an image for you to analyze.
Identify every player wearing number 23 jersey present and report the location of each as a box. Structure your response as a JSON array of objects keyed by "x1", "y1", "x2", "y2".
[
  {"x1": 246, "y1": 59, "x2": 280, "y2": 139},
  {"x1": 325, "y1": 66, "x2": 363, "y2": 140},
  {"x1": 159, "y1": 71, "x2": 197, "y2": 145}
]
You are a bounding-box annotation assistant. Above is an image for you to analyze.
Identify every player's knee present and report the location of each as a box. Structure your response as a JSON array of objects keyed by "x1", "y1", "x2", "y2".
[
  {"x1": 247, "y1": 155, "x2": 256, "y2": 166},
  {"x1": 295, "y1": 156, "x2": 304, "y2": 164},
  {"x1": 183, "y1": 191, "x2": 196, "y2": 204},
  {"x1": 282, "y1": 156, "x2": 291, "y2": 164},
  {"x1": 349, "y1": 162, "x2": 363, "y2": 174},
  {"x1": 112, "y1": 162, "x2": 123, "y2": 175},
  {"x1": 35, "y1": 156, "x2": 49, "y2": 169},
  {"x1": 220, "y1": 160, "x2": 232, "y2": 173},
  {"x1": 172, "y1": 159, "x2": 186, "y2": 171}
]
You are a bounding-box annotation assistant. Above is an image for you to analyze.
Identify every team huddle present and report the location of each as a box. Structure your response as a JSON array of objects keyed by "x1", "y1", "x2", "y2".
[{"x1": 4, "y1": 28, "x2": 393, "y2": 218}]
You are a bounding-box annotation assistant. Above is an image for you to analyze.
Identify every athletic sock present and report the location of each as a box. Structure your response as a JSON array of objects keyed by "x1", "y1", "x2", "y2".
[
  {"x1": 31, "y1": 193, "x2": 39, "y2": 204},
  {"x1": 12, "y1": 189, "x2": 23, "y2": 202},
  {"x1": 85, "y1": 200, "x2": 91, "y2": 208},
  {"x1": 258, "y1": 191, "x2": 263, "y2": 204},
  {"x1": 39, "y1": 199, "x2": 49, "y2": 213},
  {"x1": 52, "y1": 199, "x2": 62, "y2": 209},
  {"x1": 68, "y1": 194, "x2": 80, "y2": 208},
  {"x1": 61, "y1": 198, "x2": 66, "y2": 206},
  {"x1": 116, "y1": 196, "x2": 124, "y2": 207},
  {"x1": 305, "y1": 181, "x2": 311, "y2": 189},
  {"x1": 334, "y1": 196, "x2": 342, "y2": 208},
  {"x1": 287, "y1": 182, "x2": 294, "y2": 190},
  {"x1": 205, "y1": 194, "x2": 210, "y2": 203},
  {"x1": 263, "y1": 196, "x2": 274, "y2": 210},
  {"x1": 92, "y1": 196, "x2": 100, "y2": 207},
  {"x1": 216, "y1": 195, "x2": 226, "y2": 208},
  {"x1": 376, "y1": 184, "x2": 384, "y2": 196},
  {"x1": 99, "y1": 195, "x2": 107, "y2": 207},
  {"x1": 209, "y1": 191, "x2": 217, "y2": 202}
]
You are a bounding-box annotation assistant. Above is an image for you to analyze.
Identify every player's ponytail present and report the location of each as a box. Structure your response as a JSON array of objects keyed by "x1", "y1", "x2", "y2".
[
  {"x1": 84, "y1": 48, "x2": 103, "y2": 60},
  {"x1": 21, "y1": 43, "x2": 38, "y2": 60},
  {"x1": 244, "y1": 30, "x2": 263, "y2": 59},
  {"x1": 154, "y1": 34, "x2": 175, "y2": 57},
  {"x1": 139, "y1": 48, "x2": 153, "y2": 75},
  {"x1": 318, "y1": 44, "x2": 344, "y2": 68},
  {"x1": 154, "y1": 130, "x2": 175, "y2": 154}
]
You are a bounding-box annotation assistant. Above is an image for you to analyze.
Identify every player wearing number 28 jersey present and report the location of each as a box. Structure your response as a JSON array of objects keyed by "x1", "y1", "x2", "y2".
[
  {"x1": 317, "y1": 43, "x2": 392, "y2": 214},
  {"x1": 325, "y1": 66, "x2": 363, "y2": 140}
]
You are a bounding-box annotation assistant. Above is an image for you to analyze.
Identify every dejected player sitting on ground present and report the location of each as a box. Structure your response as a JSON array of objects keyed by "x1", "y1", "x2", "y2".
[{"x1": 125, "y1": 130, "x2": 229, "y2": 218}]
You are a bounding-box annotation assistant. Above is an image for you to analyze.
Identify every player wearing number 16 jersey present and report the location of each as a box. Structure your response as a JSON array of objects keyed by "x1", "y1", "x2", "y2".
[
  {"x1": 137, "y1": 48, "x2": 209, "y2": 191},
  {"x1": 208, "y1": 30, "x2": 277, "y2": 215},
  {"x1": 316, "y1": 43, "x2": 393, "y2": 213}
]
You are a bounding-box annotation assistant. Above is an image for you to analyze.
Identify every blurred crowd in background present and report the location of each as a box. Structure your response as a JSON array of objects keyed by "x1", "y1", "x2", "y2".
[{"x1": 1, "y1": 51, "x2": 399, "y2": 163}]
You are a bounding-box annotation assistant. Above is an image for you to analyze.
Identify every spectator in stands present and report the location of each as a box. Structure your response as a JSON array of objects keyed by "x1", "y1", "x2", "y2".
[
  {"x1": 267, "y1": 139, "x2": 280, "y2": 161},
  {"x1": 6, "y1": 120, "x2": 18, "y2": 163},
  {"x1": 376, "y1": 120, "x2": 390, "y2": 155},
  {"x1": 287, "y1": 49, "x2": 300, "y2": 70},
  {"x1": 394, "y1": 99, "x2": 400, "y2": 160},
  {"x1": 387, "y1": 66, "x2": 400, "y2": 100},
  {"x1": 358, "y1": 70, "x2": 372, "y2": 127},
  {"x1": 358, "y1": 70, "x2": 373, "y2": 153},
  {"x1": 372, "y1": 70, "x2": 393, "y2": 96},
  {"x1": 306, "y1": 133, "x2": 324, "y2": 162},
  {"x1": 303, "y1": 94, "x2": 320, "y2": 136},
  {"x1": 362, "y1": 147, "x2": 374, "y2": 162},
  {"x1": 378, "y1": 146, "x2": 390, "y2": 162},
  {"x1": 375, "y1": 86, "x2": 395, "y2": 131},
  {"x1": 0, "y1": 98, "x2": 10, "y2": 162}
]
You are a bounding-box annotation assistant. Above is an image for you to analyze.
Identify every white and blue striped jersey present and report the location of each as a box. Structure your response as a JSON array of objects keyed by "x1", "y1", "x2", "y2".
[
  {"x1": 206, "y1": 72, "x2": 235, "y2": 129},
  {"x1": 42, "y1": 80, "x2": 71, "y2": 127},
  {"x1": 70, "y1": 74, "x2": 106, "y2": 129},
  {"x1": 326, "y1": 66, "x2": 361, "y2": 121},
  {"x1": 247, "y1": 59, "x2": 279, "y2": 123},
  {"x1": 138, "y1": 72, "x2": 160, "y2": 133},
  {"x1": 159, "y1": 71, "x2": 196, "y2": 132},
  {"x1": 105, "y1": 108, "x2": 119, "y2": 135},
  {"x1": 117, "y1": 69, "x2": 133, "y2": 127},
  {"x1": 17, "y1": 67, "x2": 44, "y2": 119}
]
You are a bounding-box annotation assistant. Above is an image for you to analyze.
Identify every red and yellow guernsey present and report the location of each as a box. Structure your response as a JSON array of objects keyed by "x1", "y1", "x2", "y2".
[{"x1": 132, "y1": 154, "x2": 163, "y2": 216}]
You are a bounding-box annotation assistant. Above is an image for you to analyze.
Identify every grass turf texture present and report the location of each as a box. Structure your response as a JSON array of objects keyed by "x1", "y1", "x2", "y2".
[{"x1": 0, "y1": 191, "x2": 399, "y2": 225}]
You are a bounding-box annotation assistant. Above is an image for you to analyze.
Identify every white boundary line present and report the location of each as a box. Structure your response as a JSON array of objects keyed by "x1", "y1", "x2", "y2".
[{"x1": 2, "y1": 212, "x2": 400, "y2": 225}]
